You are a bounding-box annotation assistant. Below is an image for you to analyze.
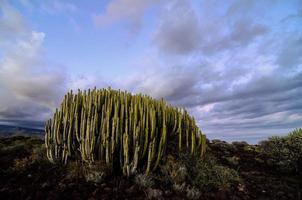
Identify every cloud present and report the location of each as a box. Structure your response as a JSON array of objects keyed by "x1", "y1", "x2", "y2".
[
  {"x1": 124, "y1": 65, "x2": 201, "y2": 101},
  {"x1": 116, "y1": 0, "x2": 302, "y2": 142},
  {"x1": 153, "y1": 0, "x2": 268, "y2": 55},
  {"x1": 1, "y1": 0, "x2": 301, "y2": 143},
  {"x1": 0, "y1": 1, "x2": 28, "y2": 42},
  {"x1": 92, "y1": 0, "x2": 161, "y2": 33},
  {"x1": 139, "y1": 64, "x2": 301, "y2": 142},
  {"x1": 276, "y1": 35, "x2": 302, "y2": 70},
  {"x1": 153, "y1": 0, "x2": 201, "y2": 55},
  {"x1": 0, "y1": 1, "x2": 66, "y2": 123}
]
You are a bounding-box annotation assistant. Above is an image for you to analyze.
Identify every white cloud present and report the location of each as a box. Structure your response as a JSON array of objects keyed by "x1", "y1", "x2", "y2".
[{"x1": 0, "y1": 1, "x2": 66, "y2": 122}]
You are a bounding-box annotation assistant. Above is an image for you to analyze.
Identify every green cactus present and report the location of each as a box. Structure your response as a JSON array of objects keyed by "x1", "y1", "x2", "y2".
[{"x1": 45, "y1": 88, "x2": 206, "y2": 176}]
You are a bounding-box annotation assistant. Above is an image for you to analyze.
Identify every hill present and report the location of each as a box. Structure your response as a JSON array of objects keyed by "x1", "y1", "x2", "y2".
[{"x1": 0, "y1": 125, "x2": 43, "y2": 138}]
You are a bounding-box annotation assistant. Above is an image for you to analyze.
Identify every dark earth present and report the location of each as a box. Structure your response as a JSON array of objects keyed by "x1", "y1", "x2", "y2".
[{"x1": 0, "y1": 136, "x2": 301, "y2": 200}]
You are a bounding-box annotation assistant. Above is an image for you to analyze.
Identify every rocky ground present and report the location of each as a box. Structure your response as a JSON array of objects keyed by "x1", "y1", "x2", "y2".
[{"x1": 0, "y1": 136, "x2": 301, "y2": 200}]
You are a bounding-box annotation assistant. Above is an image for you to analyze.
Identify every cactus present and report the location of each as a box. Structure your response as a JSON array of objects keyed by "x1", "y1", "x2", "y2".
[{"x1": 45, "y1": 88, "x2": 206, "y2": 176}]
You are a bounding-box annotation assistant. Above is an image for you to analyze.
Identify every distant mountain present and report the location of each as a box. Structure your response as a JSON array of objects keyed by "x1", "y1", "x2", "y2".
[{"x1": 0, "y1": 125, "x2": 44, "y2": 138}]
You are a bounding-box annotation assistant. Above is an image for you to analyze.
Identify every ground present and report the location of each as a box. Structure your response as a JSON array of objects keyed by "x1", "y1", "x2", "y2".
[{"x1": 0, "y1": 136, "x2": 301, "y2": 200}]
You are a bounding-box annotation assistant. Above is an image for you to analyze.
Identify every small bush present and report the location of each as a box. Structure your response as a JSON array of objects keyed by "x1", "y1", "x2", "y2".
[
  {"x1": 172, "y1": 183, "x2": 186, "y2": 193},
  {"x1": 225, "y1": 156, "x2": 240, "y2": 166},
  {"x1": 146, "y1": 188, "x2": 163, "y2": 200},
  {"x1": 66, "y1": 161, "x2": 85, "y2": 180},
  {"x1": 83, "y1": 161, "x2": 111, "y2": 183},
  {"x1": 193, "y1": 156, "x2": 240, "y2": 189},
  {"x1": 160, "y1": 155, "x2": 188, "y2": 185},
  {"x1": 13, "y1": 157, "x2": 31, "y2": 172},
  {"x1": 12, "y1": 145, "x2": 46, "y2": 173},
  {"x1": 134, "y1": 173, "x2": 154, "y2": 189},
  {"x1": 186, "y1": 187, "x2": 201, "y2": 200},
  {"x1": 212, "y1": 140, "x2": 236, "y2": 153},
  {"x1": 260, "y1": 128, "x2": 302, "y2": 174},
  {"x1": 232, "y1": 141, "x2": 248, "y2": 149}
]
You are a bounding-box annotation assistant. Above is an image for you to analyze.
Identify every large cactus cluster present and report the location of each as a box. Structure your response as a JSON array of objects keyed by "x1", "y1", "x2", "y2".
[{"x1": 45, "y1": 88, "x2": 206, "y2": 176}]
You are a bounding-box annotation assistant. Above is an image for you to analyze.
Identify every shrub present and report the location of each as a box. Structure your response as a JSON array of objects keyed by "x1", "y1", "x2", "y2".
[
  {"x1": 146, "y1": 188, "x2": 163, "y2": 200},
  {"x1": 186, "y1": 187, "x2": 201, "y2": 200},
  {"x1": 12, "y1": 155, "x2": 43, "y2": 173},
  {"x1": 45, "y1": 88, "x2": 206, "y2": 176},
  {"x1": 83, "y1": 161, "x2": 111, "y2": 183},
  {"x1": 260, "y1": 128, "x2": 302, "y2": 174},
  {"x1": 225, "y1": 156, "x2": 240, "y2": 166},
  {"x1": 211, "y1": 140, "x2": 236, "y2": 155},
  {"x1": 12, "y1": 157, "x2": 32, "y2": 172},
  {"x1": 172, "y1": 183, "x2": 186, "y2": 193},
  {"x1": 160, "y1": 155, "x2": 188, "y2": 185},
  {"x1": 193, "y1": 156, "x2": 240, "y2": 189},
  {"x1": 66, "y1": 161, "x2": 85, "y2": 180},
  {"x1": 134, "y1": 173, "x2": 154, "y2": 189}
]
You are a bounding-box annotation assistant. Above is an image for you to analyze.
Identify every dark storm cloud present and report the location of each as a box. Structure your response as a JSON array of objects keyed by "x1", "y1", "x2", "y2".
[
  {"x1": 0, "y1": 105, "x2": 49, "y2": 119},
  {"x1": 129, "y1": 0, "x2": 302, "y2": 141},
  {"x1": 153, "y1": 0, "x2": 268, "y2": 55},
  {"x1": 276, "y1": 35, "x2": 302, "y2": 69},
  {"x1": 207, "y1": 90, "x2": 302, "y2": 120},
  {"x1": 153, "y1": 0, "x2": 201, "y2": 55},
  {"x1": 1, "y1": 0, "x2": 301, "y2": 143}
]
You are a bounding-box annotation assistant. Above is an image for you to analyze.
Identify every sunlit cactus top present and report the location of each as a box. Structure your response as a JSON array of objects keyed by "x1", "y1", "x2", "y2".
[{"x1": 45, "y1": 88, "x2": 206, "y2": 176}]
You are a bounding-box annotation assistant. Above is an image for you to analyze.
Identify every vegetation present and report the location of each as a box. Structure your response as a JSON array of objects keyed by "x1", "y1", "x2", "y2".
[
  {"x1": 45, "y1": 88, "x2": 206, "y2": 176},
  {"x1": 192, "y1": 156, "x2": 240, "y2": 189},
  {"x1": 260, "y1": 128, "x2": 302, "y2": 175},
  {"x1": 1, "y1": 91, "x2": 301, "y2": 199},
  {"x1": 1, "y1": 133, "x2": 301, "y2": 199}
]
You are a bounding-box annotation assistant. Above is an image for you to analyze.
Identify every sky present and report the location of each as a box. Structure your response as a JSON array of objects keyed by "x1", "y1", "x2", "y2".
[{"x1": 0, "y1": 0, "x2": 302, "y2": 143}]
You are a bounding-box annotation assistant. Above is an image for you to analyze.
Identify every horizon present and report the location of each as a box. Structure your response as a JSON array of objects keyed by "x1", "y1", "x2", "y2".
[{"x1": 0, "y1": 0, "x2": 302, "y2": 143}]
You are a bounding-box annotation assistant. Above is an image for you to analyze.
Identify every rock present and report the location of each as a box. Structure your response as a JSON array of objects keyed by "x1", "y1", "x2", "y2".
[
  {"x1": 276, "y1": 191, "x2": 285, "y2": 197},
  {"x1": 237, "y1": 184, "x2": 246, "y2": 192},
  {"x1": 125, "y1": 185, "x2": 137, "y2": 194},
  {"x1": 103, "y1": 187, "x2": 111, "y2": 192},
  {"x1": 164, "y1": 190, "x2": 172, "y2": 197},
  {"x1": 254, "y1": 158, "x2": 264, "y2": 164},
  {"x1": 42, "y1": 182, "x2": 49, "y2": 188},
  {"x1": 92, "y1": 188, "x2": 101, "y2": 196}
]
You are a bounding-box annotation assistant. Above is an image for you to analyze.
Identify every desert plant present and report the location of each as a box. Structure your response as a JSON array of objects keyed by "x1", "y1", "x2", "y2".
[
  {"x1": 12, "y1": 157, "x2": 32, "y2": 172},
  {"x1": 65, "y1": 161, "x2": 84, "y2": 180},
  {"x1": 193, "y1": 156, "x2": 240, "y2": 189},
  {"x1": 260, "y1": 128, "x2": 302, "y2": 174},
  {"x1": 12, "y1": 147, "x2": 47, "y2": 173},
  {"x1": 45, "y1": 88, "x2": 206, "y2": 176},
  {"x1": 160, "y1": 154, "x2": 188, "y2": 184},
  {"x1": 146, "y1": 188, "x2": 163, "y2": 200},
  {"x1": 186, "y1": 187, "x2": 201, "y2": 200},
  {"x1": 83, "y1": 161, "x2": 111, "y2": 183},
  {"x1": 172, "y1": 183, "x2": 187, "y2": 193},
  {"x1": 134, "y1": 173, "x2": 154, "y2": 189}
]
